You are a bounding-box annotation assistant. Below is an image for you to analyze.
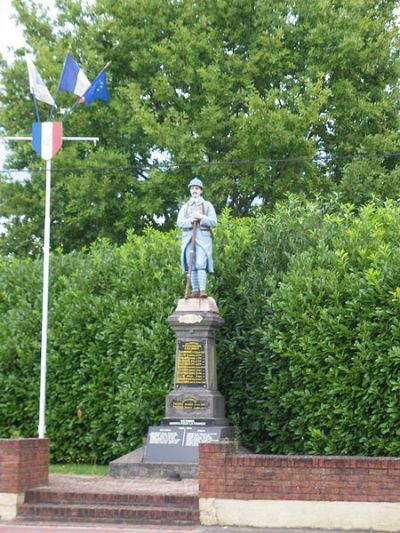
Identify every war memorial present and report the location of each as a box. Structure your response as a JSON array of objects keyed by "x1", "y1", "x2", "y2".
[
  {"x1": 2, "y1": 178, "x2": 400, "y2": 530},
  {"x1": 110, "y1": 178, "x2": 234, "y2": 478}
]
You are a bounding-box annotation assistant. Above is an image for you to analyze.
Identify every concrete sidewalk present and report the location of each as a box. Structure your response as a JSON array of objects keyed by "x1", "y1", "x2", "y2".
[
  {"x1": 0, "y1": 525, "x2": 379, "y2": 533},
  {"x1": 0, "y1": 526, "x2": 379, "y2": 533}
]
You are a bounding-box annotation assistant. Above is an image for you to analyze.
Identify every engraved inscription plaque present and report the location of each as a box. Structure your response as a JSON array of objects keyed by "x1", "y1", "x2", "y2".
[
  {"x1": 176, "y1": 340, "x2": 206, "y2": 387},
  {"x1": 170, "y1": 397, "x2": 209, "y2": 410},
  {"x1": 148, "y1": 430, "x2": 181, "y2": 445},
  {"x1": 144, "y1": 425, "x2": 224, "y2": 462}
]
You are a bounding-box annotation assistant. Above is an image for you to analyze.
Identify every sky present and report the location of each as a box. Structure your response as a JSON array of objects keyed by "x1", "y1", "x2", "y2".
[{"x1": 0, "y1": 0, "x2": 56, "y2": 167}]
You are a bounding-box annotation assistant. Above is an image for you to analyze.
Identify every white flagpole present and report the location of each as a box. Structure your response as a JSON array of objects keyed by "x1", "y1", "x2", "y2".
[
  {"x1": 1, "y1": 134, "x2": 99, "y2": 439},
  {"x1": 38, "y1": 157, "x2": 51, "y2": 439}
]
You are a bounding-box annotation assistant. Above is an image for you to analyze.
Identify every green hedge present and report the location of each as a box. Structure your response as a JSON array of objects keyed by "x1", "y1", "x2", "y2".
[
  {"x1": 1, "y1": 197, "x2": 400, "y2": 461},
  {"x1": 0, "y1": 229, "x2": 181, "y2": 462},
  {"x1": 218, "y1": 200, "x2": 400, "y2": 456}
]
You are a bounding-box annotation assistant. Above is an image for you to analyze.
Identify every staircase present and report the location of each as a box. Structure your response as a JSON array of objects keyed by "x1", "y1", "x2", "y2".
[{"x1": 17, "y1": 475, "x2": 200, "y2": 526}]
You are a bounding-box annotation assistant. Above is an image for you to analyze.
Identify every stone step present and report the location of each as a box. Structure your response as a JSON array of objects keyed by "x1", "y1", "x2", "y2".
[
  {"x1": 17, "y1": 502, "x2": 200, "y2": 525},
  {"x1": 24, "y1": 488, "x2": 198, "y2": 508}
]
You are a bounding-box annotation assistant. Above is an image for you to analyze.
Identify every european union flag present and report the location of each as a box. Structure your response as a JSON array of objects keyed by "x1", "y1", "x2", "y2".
[{"x1": 83, "y1": 70, "x2": 109, "y2": 107}]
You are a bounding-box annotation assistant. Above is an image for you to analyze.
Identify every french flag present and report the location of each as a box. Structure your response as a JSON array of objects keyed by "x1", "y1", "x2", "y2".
[
  {"x1": 58, "y1": 53, "x2": 91, "y2": 97},
  {"x1": 32, "y1": 122, "x2": 63, "y2": 161}
]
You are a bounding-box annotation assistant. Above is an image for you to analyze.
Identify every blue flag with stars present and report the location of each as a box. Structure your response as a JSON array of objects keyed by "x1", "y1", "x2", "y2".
[{"x1": 83, "y1": 70, "x2": 109, "y2": 107}]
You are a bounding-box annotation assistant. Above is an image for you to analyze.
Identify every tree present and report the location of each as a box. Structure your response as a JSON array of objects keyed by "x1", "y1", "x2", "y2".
[{"x1": 0, "y1": 0, "x2": 399, "y2": 256}]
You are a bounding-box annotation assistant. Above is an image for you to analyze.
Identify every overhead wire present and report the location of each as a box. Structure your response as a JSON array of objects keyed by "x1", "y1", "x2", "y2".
[{"x1": 0, "y1": 150, "x2": 400, "y2": 176}]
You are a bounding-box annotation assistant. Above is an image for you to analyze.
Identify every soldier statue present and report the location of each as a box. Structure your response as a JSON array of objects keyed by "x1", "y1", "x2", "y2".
[{"x1": 177, "y1": 178, "x2": 217, "y2": 298}]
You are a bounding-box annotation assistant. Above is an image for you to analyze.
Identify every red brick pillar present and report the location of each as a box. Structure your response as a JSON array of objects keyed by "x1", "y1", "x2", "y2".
[
  {"x1": 0, "y1": 439, "x2": 49, "y2": 520},
  {"x1": 199, "y1": 441, "x2": 237, "y2": 498}
]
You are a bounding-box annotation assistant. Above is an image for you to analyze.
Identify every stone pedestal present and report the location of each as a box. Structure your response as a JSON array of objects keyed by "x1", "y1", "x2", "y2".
[
  {"x1": 109, "y1": 297, "x2": 233, "y2": 478},
  {"x1": 163, "y1": 297, "x2": 229, "y2": 426}
]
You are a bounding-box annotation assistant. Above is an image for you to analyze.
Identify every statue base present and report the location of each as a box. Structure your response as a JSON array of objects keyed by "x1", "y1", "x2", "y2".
[
  {"x1": 109, "y1": 297, "x2": 233, "y2": 478},
  {"x1": 109, "y1": 446, "x2": 200, "y2": 479}
]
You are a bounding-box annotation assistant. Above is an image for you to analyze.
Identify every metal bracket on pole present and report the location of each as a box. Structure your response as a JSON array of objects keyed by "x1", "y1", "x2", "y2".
[{"x1": 3, "y1": 136, "x2": 99, "y2": 144}]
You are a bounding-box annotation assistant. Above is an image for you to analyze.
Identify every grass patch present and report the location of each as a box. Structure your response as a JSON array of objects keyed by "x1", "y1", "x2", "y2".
[{"x1": 49, "y1": 464, "x2": 109, "y2": 475}]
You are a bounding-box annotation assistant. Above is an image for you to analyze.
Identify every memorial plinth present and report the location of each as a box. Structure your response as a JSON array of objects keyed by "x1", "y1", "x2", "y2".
[
  {"x1": 164, "y1": 297, "x2": 229, "y2": 426},
  {"x1": 109, "y1": 297, "x2": 233, "y2": 478}
]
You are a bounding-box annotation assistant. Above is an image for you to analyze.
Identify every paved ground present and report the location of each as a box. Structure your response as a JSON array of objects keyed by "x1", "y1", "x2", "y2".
[
  {"x1": 36, "y1": 473, "x2": 199, "y2": 496},
  {"x1": 0, "y1": 527, "x2": 378, "y2": 533}
]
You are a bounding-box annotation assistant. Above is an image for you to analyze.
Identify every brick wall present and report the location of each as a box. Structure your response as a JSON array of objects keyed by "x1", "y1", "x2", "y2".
[
  {"x1": 0, "y1": 439, "x2": 49, "y2": 493},
  {"x1": 199, "y1": 442, "x2": 400, "y2": 502}
]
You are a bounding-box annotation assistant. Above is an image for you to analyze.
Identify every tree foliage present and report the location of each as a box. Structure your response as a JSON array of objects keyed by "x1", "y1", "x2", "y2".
[{"x1": 0, "y1": 0, "x2": 399, "y2": 255}]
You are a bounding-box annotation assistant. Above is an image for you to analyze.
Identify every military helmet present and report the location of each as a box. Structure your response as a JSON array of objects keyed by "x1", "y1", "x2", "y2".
[{"x1": 188, "y1": 178, "x2": 203, "y2": 189}]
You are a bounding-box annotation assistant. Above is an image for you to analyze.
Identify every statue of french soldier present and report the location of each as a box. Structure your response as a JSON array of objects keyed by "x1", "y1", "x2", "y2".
[{"x1": 177, "y1": 178, "x2": 217, "y2": 298}]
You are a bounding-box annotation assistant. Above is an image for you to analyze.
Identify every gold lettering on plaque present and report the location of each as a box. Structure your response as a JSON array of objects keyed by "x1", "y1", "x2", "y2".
[
  {"x1": 171, "y1": 397, "x2": 209, "y2": 410},
  {"x1": 176, "y1": 340, "x2": 206, "y2": 386}
]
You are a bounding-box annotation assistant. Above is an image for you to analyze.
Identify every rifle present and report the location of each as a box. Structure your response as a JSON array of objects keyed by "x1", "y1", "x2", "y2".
[{"x1": 184, "y1": 220, "x2": 198, "y2": 299}]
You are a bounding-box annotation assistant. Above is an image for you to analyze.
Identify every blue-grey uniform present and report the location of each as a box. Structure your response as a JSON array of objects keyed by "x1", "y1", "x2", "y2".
[{"x1": 177, "y1": 183, "x2": 217, "y2": 295}]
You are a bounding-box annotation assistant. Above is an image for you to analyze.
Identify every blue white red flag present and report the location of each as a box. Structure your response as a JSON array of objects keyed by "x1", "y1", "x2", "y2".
[
  {"x1": 32, "y1": 122, "x2": 63, "y2": 161},
  {"x1": 59, "y1": 53, "x2": 91, "y2": 97}
]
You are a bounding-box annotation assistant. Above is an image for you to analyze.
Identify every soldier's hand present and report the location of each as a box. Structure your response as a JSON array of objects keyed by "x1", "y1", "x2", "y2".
[{"x1": 191, "y1": 212, "x2": 202, "y2": 222}]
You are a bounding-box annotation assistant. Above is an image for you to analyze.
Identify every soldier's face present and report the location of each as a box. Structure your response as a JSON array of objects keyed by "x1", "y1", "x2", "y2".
[{"x1": 190, "y1": 186, "x2": 202, "y2": 198}]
